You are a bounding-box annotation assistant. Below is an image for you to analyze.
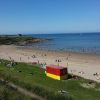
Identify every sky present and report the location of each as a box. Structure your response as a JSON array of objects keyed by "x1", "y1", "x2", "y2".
[{"x1": 0, "y1": 0, "x2": 100, "y2": 34}]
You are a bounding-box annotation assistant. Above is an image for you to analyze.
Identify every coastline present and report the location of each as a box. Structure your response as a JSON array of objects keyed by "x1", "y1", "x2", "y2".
[{"x1": 0, "y1": 45, "x2": 100, "y2": 82}]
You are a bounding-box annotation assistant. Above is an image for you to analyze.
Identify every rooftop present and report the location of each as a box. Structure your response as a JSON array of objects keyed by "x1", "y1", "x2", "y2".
[{"x1": 46, "y1": 65, "x2": 66, "y2": 70}]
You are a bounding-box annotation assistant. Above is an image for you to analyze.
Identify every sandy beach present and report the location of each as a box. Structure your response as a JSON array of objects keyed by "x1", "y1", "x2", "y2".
[{"x1": 0, "y1": 45, "x2": 100, "y2": 82}]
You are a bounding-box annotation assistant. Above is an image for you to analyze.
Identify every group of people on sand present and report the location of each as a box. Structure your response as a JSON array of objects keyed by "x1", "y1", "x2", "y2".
[
  {"x1": 93, "y1": 73, "x2": 100, "y2": 80},
  {"x1": 70, "y1": 69, "x2": 100, "y2": 81}
]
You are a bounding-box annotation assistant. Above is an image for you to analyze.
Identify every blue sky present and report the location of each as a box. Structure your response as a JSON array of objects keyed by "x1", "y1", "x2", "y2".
[{"x1": 0, "y1": 0, "x2": 100, "y2": 34}]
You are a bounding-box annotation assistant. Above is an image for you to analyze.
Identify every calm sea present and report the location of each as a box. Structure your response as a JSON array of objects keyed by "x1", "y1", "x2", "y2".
[{"x1": 27, "y1": 33, "x2": 100, "y2": 54}]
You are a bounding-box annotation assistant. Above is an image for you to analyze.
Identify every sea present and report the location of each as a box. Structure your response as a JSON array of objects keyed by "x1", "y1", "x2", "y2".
[{"x1": 25, "y1": 33, "x2": 100, "y2": 54}]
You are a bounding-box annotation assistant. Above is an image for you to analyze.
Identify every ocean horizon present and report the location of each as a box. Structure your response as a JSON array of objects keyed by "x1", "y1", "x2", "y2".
[{"x1": 24, "y1": 33, "x2": 100, "y2": 54}]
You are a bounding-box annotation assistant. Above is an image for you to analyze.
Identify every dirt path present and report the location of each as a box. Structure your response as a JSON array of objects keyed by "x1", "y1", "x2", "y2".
[{"x1": 0, "y1": 78, "x2": 45, "y2": 100}]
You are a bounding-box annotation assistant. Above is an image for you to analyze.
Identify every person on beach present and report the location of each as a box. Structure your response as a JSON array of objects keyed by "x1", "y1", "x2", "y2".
[
  {"x1": 32, "y1": 55, "x2": 36, "y2": 58},
  {"x1": 28, "y1": 57, "x2": 30, "y2": 60},
  {"x1": 20, "y1": 57, "x2": 21, "y2": 61},
  {"x1": 37, "y1": 60, "x2": 39, "y2": 64},
  {"x1": 9, "y1": 56, "x2": 11, "y2": 60},
  {"x1": 66, "y1": 57, "x2": 68, "y2": 60}
]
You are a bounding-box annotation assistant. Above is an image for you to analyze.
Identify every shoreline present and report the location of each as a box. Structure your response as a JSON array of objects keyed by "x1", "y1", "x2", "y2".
[
  {"x1": 17, "y1": 44, "x2": 100, "y2": 56},
  {"x1": 0, "y1": 45, "x2": 100, "y2": 82}
]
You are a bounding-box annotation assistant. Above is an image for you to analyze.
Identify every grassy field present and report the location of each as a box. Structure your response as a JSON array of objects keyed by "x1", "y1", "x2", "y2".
[{"x1": 0, "y1": 60, "x2": 100, "y2": 100}]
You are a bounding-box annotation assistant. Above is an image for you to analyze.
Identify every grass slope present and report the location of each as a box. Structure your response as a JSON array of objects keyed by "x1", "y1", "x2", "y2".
[
  {"x1": 0, "y1": 81, "x2": 32, "y2": 100},
  {"x1": 0, "y1": 60, "x2": 100, "y2": 100}
]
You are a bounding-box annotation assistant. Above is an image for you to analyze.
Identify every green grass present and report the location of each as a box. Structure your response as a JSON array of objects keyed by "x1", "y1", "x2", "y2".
[{"x1": 0, "y1": 60, "x2": 100, "y2": 100}]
